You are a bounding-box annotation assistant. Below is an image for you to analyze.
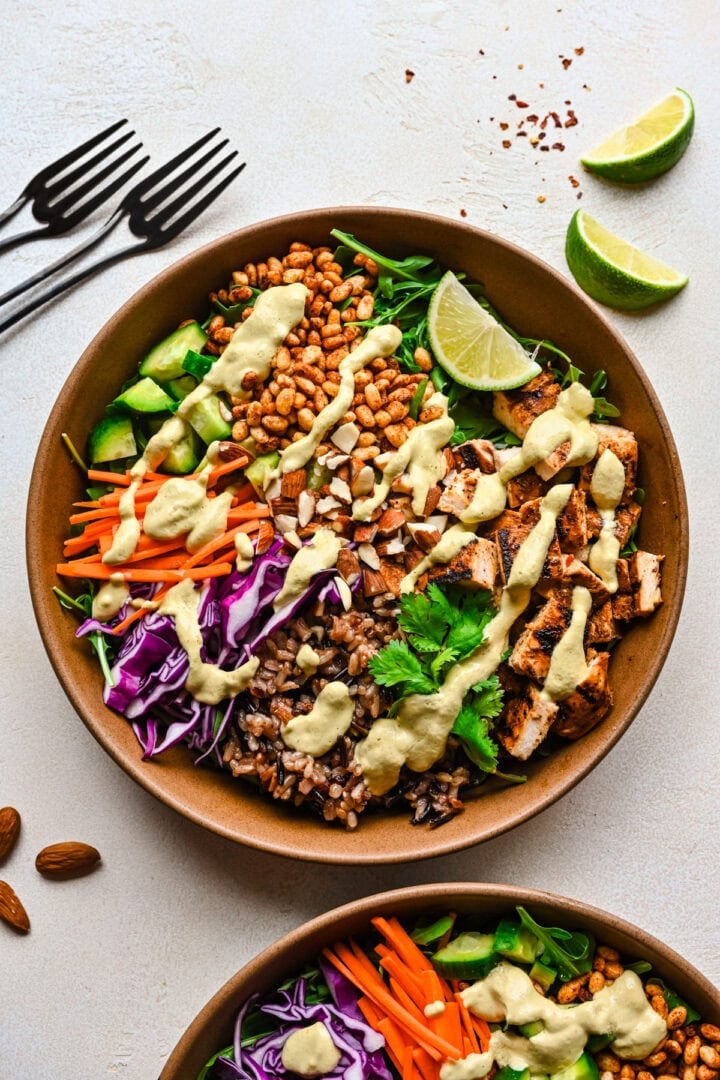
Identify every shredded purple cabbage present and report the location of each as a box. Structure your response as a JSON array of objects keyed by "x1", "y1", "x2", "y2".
[
  {"x1": 210, "y1": 974, "x2": 391, "y2": 1080},
  {"x1": 78, "y1": 534, "x2": 360, "y2": 765}
]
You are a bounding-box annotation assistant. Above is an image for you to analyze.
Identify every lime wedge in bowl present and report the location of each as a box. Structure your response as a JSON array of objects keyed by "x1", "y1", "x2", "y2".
[
  {"x1": 565, "y1": 209, "x2": 688, "y2": 311},
  {"x1": 427, "y1": 270, "x2": 542, "y2": 390},
  {"x1": 581, "y1": 88, "x2": 694, "y2": 184}
]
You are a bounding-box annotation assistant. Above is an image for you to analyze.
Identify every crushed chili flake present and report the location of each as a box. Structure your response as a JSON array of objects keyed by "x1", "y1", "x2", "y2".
[
  {"x1": 552, "y1": 141, "x2": 566, "y2": 151},
  {"x1": 562, "y1": 57, "x2": 572, "y2": 69},
  {"x1": 502, "y1": 139, "x2": 512, "y2": 149},
  {"x1": 479, "y1": 49, "x2": 485, "y2": 55},
  {"x1": 565, "y1": 110, "x2": 578, "y2": 127},
  {"x1": 550, "y1": 111, "x2": 562, "y2": 127},
  {"x1": 527, "y1": 114, "x2": 539, "y2": 124},
  {"x1": 568, "y1": 175, "x2": 581, "y2": 188},
  {"x1": 538, "y1": 130, "x2": 547, "y2": 140},
  {"x1": 508, "y1": 93, "x2": 517, "y2": 100},
  {"x1": 516, "y1": 130, "x2": 528, "y2": 137},
  {"x1": 460, "y1": 208, "x2": 468, "y2": 217},
  {"x1": 540, "y1": 145, "x2": 550, "y2": 152},
  {"x1": 405, "y1": 69, "x2": 415, "y2": 83},
  {"x1": 516, "y1": 99, "x2": 529, "y2": 108},
  {"x1": 574, "y1": 46, "x2": 585, "y2": 55},
  {"x1": 577, "y1": 191, "x2": 583, "y2": 199}
]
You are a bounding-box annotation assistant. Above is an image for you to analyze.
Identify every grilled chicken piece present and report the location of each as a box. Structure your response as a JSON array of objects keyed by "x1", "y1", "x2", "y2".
[
  {"x1": 480, "y1": 509, "x2": 523, "y2": 538},
  {"x1": 496, "y1": 523, "x2": 563, "y2": 585},
  {"x1": 509, "y1": 590, "x2": 574, "y2": 681},
  {"x1": 555, "y1": 554, "x2": 610, "y2": 604},
  {"x1": 492, "y1": 371, "x2": 561, "y2": 440},
  {"x1": 629, "y1": 550, "x2": 664, "y2": 616},
  {"x1": 586, "y1": 501, "x2": 642, "y2": 546},
  {"x1": 498, "y1": 683, "x2": 559, "y2": 760},
  {"x1": 428, "y1": 537, "x2": 498, "y2": 591},
  {"x1": 586, "y1": 600, "x2": 618, "y2": 645},
  {"x1": 438, "y1": 469, "x2": 478, "y2": 515},
  {"x1": 506, "y1": 471, "x2": 547, "y2": 508},
  {"x1": 611, "y1": 551, "x2": 664, "y2": 620},
  {"x1": 554, "y1": 650, "x2": 613, "y2": 738},
  {"x1": 555, "y1": 488, "x2": 589, "y2": 552},
  {"x1": 453, "y1": 439, "x2": 497, "y2": 473},
  {"x1": 580, "y1": 424, "x2": 638, "y2": 503}
]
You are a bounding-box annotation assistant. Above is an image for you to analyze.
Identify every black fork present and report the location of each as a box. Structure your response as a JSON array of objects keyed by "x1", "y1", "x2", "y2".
[
  {"x1": 0, "y1": 119, "x2": 147, "y2": 253},
  {"x1": 0, "y1": 129, "x2": 246, "y2": 333}
]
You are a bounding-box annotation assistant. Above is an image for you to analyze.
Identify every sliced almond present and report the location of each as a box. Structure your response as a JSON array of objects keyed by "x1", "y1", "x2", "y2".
[
  {"x1": 274, "y1": 514, "x2": 299, "y2": 534},
  {"x1": 351, "y1": 465, "x2": 376, "y2": 497},
  {"x1": 329, "y1": 477, "x2": 352, "y2": 504},
  {"x1": 0, "y1": 807, "x2": 21, "y2": 863},
  {"x1": 316, "y1": 496, "x2": 341, "y2": 515},
  {"x1": 331, "y1": 421, "x2": 361, "y2": 454},
  {"x1": 0, "y1": 880, "x2": 29, "y2": 933},
  {"x1": 35, "y1": 841, "x2": 101, "y2": 880},
  {"x1": 297, "y1": 490, "x2": 316, "y2": 528},
  {"x1": 358, "y1": 543, "x2": 381, "y2": 570}
]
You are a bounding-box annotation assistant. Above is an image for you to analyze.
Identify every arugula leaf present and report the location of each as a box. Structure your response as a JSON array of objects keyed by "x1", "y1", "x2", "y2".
[
  {"x1": 53, "y1": 586, "x2": 117, "y2": 686},
  {"x1": 516, "y1": 907, "x2": 593, "y2": 981},
  {"x1": 368, "y1": 640, "x2": 436, "y2": 695},
  {"x1": 409, "y1": 376, "x2": 429, "y2": 420},
  {"x1": 648, "y1": 978, "x2": 701, "y2": 1023},
  {"x1": 331, "y1": 229, "x2": 443, "y2": 285}
]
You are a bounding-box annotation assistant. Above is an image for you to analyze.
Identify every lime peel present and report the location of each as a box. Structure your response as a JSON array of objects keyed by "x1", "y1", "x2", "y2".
[
  {"x1": 581, "y1": 88, "x2": 694, "y2": 184},
  {"x1": 427, "y1": 271, "x2": 542, "y2": 392},
  {"x1": 565, "y1": 209, "x2": 688, "y2": 311}
]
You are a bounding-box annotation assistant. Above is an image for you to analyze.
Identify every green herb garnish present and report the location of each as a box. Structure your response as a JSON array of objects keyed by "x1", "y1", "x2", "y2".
[{"x1": 516, "y1": 906, "x2": 593, "y2": 981}]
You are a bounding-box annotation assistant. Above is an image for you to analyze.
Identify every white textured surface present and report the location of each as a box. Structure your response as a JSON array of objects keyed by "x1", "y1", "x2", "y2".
[{"x1": 1, "y1": 1, "x2": 718, "y2": 1075}]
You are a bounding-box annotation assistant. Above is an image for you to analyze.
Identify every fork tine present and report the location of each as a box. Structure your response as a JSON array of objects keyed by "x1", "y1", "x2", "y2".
[
  {"x1": 25, "y1": 119, "x2": 130, "y2": 196},
  {"x1": 139, "y1": 139, "x2": 229, "y2": 215},
  {"x1": 150, "y1": 150, "x2": 239, "y2": 230},
  {"x1": 122, "y1": 127, "x2": 222, "y2": 206},
  {"x1": 47, "y1": 143, "x2": 144, "y2": 218},
  {"x1": 42, "y1": 130, "x2": 136, "y2": 204},
  {"x1": 149, "y1": 161, "x2": 246, "y2": 245},
  {"x1": 60, "y1": 153, "x2": 150, "y2": 231}
]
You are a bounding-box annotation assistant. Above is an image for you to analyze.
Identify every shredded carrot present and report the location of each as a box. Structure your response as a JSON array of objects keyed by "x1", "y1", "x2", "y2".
[
  {"x1": 323, "y1": 944, "x2": 460, "y2": 1061},
  {"x1": 413, "y1": 1047, "x2": 437, "y2": 1080},
  {"x1": 56, "y1": 562, "x2": 233, "y2": 582},
  {"x1": 208, "y1": 455, "x2": 251, "y2": 483},
  {"x1": 372, "y1": 916, "x2": 433, "y2": 975},
  {"x1": 380, "y1": 953, "x2": 427, "y2": 1012},
  {"x1": 456, "y1": 993, "x2": 481, "y2": 1054},
  {"x1": 180, "y1": 521, "x2": 259, "y2": 570},
  {"x1": 87, "y1": 469, "x2": 131, "y2": 486}
]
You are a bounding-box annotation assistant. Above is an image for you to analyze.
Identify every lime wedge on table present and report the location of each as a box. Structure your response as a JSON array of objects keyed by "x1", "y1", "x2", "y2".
[
  {"x1": 581, "y1": 88, "x2": 694, "y2": 184},
  {"x1": 565, "y1": 210, "x2": 688, "y2": 310},
  {"x1": 427, "y1": 271, "x2": 542, "y2": 391}
]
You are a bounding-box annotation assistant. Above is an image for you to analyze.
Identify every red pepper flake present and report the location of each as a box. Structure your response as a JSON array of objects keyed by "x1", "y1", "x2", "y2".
[
  {"x1": 508, "y1": 93, "x2": 517, "y2": 100},
  {"x1": 574, "y1": 46, "x2": 585, "y2": 55},
  {"x1": 405, "y1": 69, "x2": 415, "y2": 83},
  {"x1": 568, "y1": 175, "x2": 581, "y2": 188},
  {"x1": 516, "y1": 130, "x2": 528, "y2": 137},
  {"x1": 460, "y1": 208, "x2": 468, "y2": 218},
  {"x1": 552, "y1": 141, "x2": 566, "y2": 151},
  {"x1": 516, "y1": 99, "x2": 529, "y2": 108},
  {"x1": 565, "y1": 110, "x2": 578, "y2": 127},
  {"x1": 550, "y1": 111, "x2": 562, "y2": 127},
  {"x1": 577, "y1": 191, "x2": 583, "y2": 199},
  {"x1": 564, "y1": 99, "x2": 572, "y2": 105},
  {"x1": 540, "y1": 116, "x2": 549, "y2": 130},
  {"x1": 561, "y1": 57, "x2": 572, "y2": 69},
  {"x1": 499, "y1": 122, "x2": 509, "y2": 130},
  {"x1": 502, "y1": 139, "x2": 512, "y2": 149},
  {"x1": 478, "y1": 49, "x2": 485, "y2": 55},
  {"x1": 583, "y1": 83, "x2": 591, "y2": 90},
  {"x1": 540, "y1": 145, "x2": 550, "y2": 152},
  {"x1": 538, "y1": 130, "x2": 547, "y2": 140}
]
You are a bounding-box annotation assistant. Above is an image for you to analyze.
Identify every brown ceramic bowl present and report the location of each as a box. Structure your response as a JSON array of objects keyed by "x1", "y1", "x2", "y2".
[
  {"x1": 27, "y1": 206, "x2": 688, "y2": 864},
  {"x1": 161, "y1": 882, "x2": 719, "y2": 1078}
]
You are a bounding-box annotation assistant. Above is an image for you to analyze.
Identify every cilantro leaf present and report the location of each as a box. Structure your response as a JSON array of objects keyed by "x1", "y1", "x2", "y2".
[
  {"x1": 452, "y1": 707, "x2": 499, "y2": 772},
  {"x1": 471, "y1": 675, "x2": 504, "y2": 720},
  {"x1": 444, "y1": 590, "x2": 495, "y2": 657},
  {"x1": 397, "y1": 591, "x2": 448, "y2": 651},
  {"x1": 368, "y1": 640, "x2": 436, "y2": 695}
]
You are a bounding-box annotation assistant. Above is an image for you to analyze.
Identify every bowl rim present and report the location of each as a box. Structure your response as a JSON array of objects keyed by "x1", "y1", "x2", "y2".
[
  {"x1": 26, "y1": 205, "x2": 689, "y2": 864},
  {"x1": 161, "y1": 881, "x2": 719, "y2": 1078}
]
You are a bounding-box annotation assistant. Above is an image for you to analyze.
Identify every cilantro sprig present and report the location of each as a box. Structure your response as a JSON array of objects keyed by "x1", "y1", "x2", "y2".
[{"x1": 369, "y1": 585, "x2": 517, "y2": 780}]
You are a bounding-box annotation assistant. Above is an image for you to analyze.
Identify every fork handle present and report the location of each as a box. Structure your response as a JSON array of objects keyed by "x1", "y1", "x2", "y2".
[
  {"x1": 0, "y1": 239, "x2": 147, "y2": 334},
  {"x1": 0, "y1": 193, "x2": 30, "y2": 230},
  {"x1": 0, "y1": 214, "x2": 122, "y2": 307}
]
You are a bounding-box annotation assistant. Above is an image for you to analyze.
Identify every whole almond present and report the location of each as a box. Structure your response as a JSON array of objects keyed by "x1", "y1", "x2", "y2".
[
  {"x1": 0, "y1": 880, "x2": 30, "y2": 933},
  {"x1": 0, "y1": 806, "x2": 21, "y2": 863},
  {"x1": 35, "y1": 841, "x2": 101, "y2": 880}
]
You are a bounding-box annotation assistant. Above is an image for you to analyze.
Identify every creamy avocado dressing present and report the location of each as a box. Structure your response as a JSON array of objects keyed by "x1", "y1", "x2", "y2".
[
  {"x1": 460, "y1": 962, "x2": 666, "y2": 1074},
  {"x1": 274, "y1": 324, "x2": 402, "y2": 477},
  {"x1": 588, "y1": 449, "x2": 625, "y2": 593},
  {"x1": 399, "y1": 522, "x2": 478, "y2": 594},
  {"x1": 281, "y1": 680, "x2": 354, "y2": 756},
  {"x1": 295, "y1": 642, "x2": 321, "y2": 674},
  {"x1": 424, "y1": 999, "x2": 447, "y2": 1018},
  {"x1": 440, "y1": 1052, "x2": 494, "y2": 1080},
  {"x1": 461, "y1": 384, "x2": 597, "y2": 525},
  {"x1": 158, "y1": 578, "x2": 259, "y2": 704},
  {"x1": 541, "y1": 586, "x2": 592, "y2": 701},
  {"x1": 273, "y1": 528, "x2": 344, "y2": 611},
  {"x1": 281, "y1": 1021, "x2": 341, "y2": 1077},
  {"x1": 91, "y1": 573, "x2": 130, "y2": 620},
  {"x1": 355, "y1": 485, "x2": 573, "y2": 794},
  {"x1": 234, "y1": 532, "x2": 255, "y2": 573},
  {"x1": 353, "y1": 391, "x2": 455, "y2": 520}
]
